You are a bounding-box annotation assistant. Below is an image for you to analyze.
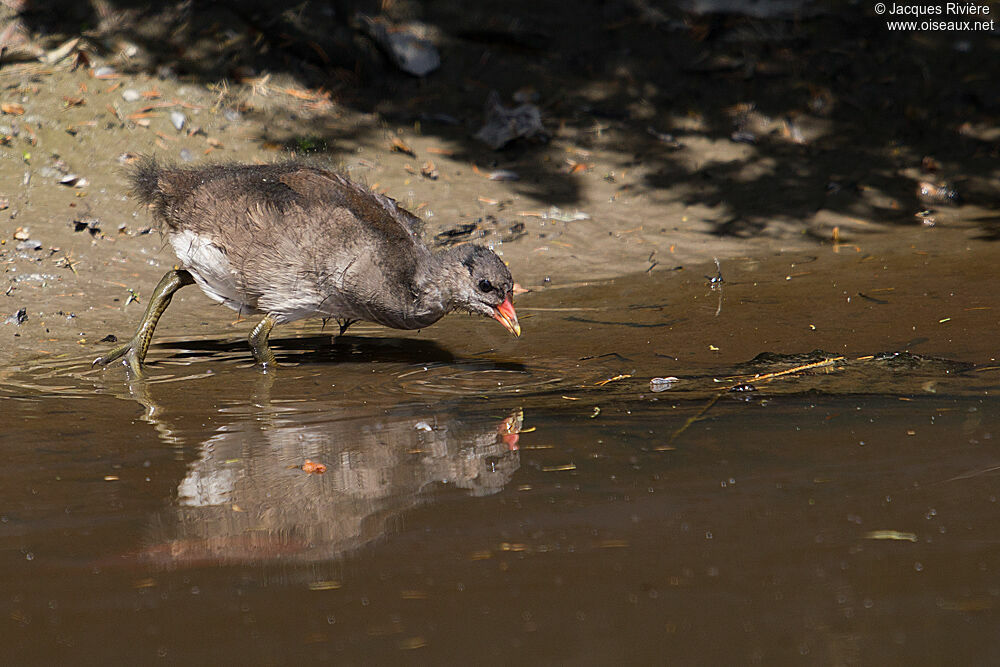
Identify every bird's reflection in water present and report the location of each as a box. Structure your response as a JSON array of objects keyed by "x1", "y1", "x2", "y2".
[{"x1": 117, "y1": 373, "x2": 522, "y2": 567}]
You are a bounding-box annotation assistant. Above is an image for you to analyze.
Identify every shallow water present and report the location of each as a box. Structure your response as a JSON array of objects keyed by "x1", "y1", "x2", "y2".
[{"x1": 3, "y1": 251, "x2": 1000, "y2": 663}]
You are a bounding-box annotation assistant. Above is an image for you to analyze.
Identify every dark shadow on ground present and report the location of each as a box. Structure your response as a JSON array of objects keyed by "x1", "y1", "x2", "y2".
[{"x1": 5, "y1": 0, "x2": 998, "y2": 236}]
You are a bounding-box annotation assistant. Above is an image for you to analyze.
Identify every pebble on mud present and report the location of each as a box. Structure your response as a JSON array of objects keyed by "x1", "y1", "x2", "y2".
[
  {"x1": 475, "y1": 91, "x2": 547, "y2": 150},
  {"x1": 7, "y1": 307, "x2": 28, "y2": 325},
  {"x1": 358, "y1": 14, "x2": 441, "y2": 77},
  {"x1": 917, "y1": 181, "x2": 960, "y2": 205},
  {"x1": 59, "y1": 174, "x2": 87, "y2": 187},
  {"x1": 169, "y1": 110, "x2": 186, "y2": 131}
]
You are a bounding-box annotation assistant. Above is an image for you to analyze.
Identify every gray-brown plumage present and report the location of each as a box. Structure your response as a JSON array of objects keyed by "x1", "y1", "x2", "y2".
[{"x1": 94, "y1": 158, "x2": 520, "y2": 374}]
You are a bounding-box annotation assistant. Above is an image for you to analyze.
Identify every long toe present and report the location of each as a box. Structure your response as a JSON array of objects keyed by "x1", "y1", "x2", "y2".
[
  {"x1": 92, "y1": 338, "x2": 146, "y2": 376},
  {"x1": 92, "y1": 342, "x2": 131, "y2": 368}
]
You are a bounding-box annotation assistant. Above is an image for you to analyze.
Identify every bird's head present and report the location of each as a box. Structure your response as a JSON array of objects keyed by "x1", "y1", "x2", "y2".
[{"x1": 447, "y1": 245, "x2": 520, "y2": 336}]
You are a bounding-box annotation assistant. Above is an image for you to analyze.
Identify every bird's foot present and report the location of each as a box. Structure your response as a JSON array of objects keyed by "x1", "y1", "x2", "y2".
[
  {"x1": 248, "y1": 314, "x2": 278, "y2": 370},
  {"x1": 92, "y1": 336, "x2": 145, "y2": 377}
]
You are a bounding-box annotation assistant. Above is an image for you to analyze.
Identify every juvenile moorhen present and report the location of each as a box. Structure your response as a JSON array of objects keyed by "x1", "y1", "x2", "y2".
[{"x1": 94, "y1": 158, "x2": 520, "y2": 373}]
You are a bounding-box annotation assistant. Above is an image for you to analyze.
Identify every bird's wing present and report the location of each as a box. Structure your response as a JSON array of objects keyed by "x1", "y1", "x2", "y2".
[{"x1": 278, "y1": 168, "x2": 424, "y2": 242}]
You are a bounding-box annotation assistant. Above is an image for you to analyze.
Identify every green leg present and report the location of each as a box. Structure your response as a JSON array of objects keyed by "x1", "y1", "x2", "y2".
[
  {"x1": 248, "y1": 314, "x2": 278, "y2": 368},
  {"x1": 93, "y1": 269, "x2": 195, "y2": 375}
]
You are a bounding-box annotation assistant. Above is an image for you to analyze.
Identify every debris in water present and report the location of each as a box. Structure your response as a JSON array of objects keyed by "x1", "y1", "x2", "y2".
[
  {"x1": 301, "y1": 459, "x2": 327, "y2": 474},
  {"x1": 542, "y1": 464, "x2": 576, "y2": 472},
  {"x1": 857, "y1": 292, "x2": 889, "y2": 305},
  {"x1": 864, "y1": 530, "x2": 917, "y2": 542},
  {"x1": 595, "y1": 373, "x2": 631, "y2": 386},
  {"x1": 650, "y1": 376, "x2": 680, "y2": 392},
  {"x1": 308, "y1": 580, "x2": 342, "y2": 591},
  {"x1": 706, "y1": 257, "x2": 723, "y2": 286}
]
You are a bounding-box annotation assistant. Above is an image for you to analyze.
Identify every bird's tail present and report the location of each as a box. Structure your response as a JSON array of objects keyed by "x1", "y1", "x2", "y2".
[{"x1": 126, "y1": 155, "x2": 170, "y2": 220}]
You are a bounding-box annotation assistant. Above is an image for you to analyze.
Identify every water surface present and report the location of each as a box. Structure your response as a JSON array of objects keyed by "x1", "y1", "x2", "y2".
[{"x1": 3, "y1": 254, "x2": 999, "y2": 663}]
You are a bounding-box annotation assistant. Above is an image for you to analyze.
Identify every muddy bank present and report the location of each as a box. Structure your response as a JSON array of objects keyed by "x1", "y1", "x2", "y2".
[{"x1": 2, "y1": 1, "x2": 998, "y2": 368}]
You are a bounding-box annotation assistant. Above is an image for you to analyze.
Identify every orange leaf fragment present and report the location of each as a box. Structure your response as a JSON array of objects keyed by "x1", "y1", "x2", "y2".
[
  {"x1": 280, "y1": 87, "x2": 317, "y2": 101},
  {"x1": 302, "y1": 459, "x2": 327, "y2": 474},
  {"x1": 391, "y1": 136, "x2": 415, "y2": 156},
  {"x1": 1, "y1": 103, "x2": 25, "y2": 115},
  {"x1": 420, "y1": 160, "x2": 438, "y2": 180}
]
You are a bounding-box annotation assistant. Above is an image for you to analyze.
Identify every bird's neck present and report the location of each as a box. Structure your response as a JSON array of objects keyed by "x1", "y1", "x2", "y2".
[{"x1": 411, "y1": 246, "x2": 468, "y2": 318}]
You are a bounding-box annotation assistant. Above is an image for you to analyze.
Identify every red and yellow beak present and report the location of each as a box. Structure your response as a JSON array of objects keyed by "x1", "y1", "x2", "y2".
[
  {"x1": 491, "y1": 294, "x2": 521, "y2": 337},
  {"x1": 498, "y1": 409, "x2": 524, "y2": 451}
]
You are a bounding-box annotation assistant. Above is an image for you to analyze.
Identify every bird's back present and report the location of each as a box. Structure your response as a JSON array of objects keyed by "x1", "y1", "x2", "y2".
[{"x1": 130, "y1": 159, "x2": 431, "y2": 325}]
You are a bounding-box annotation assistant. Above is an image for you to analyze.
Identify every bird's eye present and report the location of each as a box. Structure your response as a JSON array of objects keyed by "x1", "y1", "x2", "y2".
[{"x1": 478, "y1": 279, "x2": 494, "y2": 293}]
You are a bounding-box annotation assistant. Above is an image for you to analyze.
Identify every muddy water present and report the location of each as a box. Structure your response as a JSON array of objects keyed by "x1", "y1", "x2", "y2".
[{"x1": 3, "y1": 248, "x2": 999, "y2": 663}]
